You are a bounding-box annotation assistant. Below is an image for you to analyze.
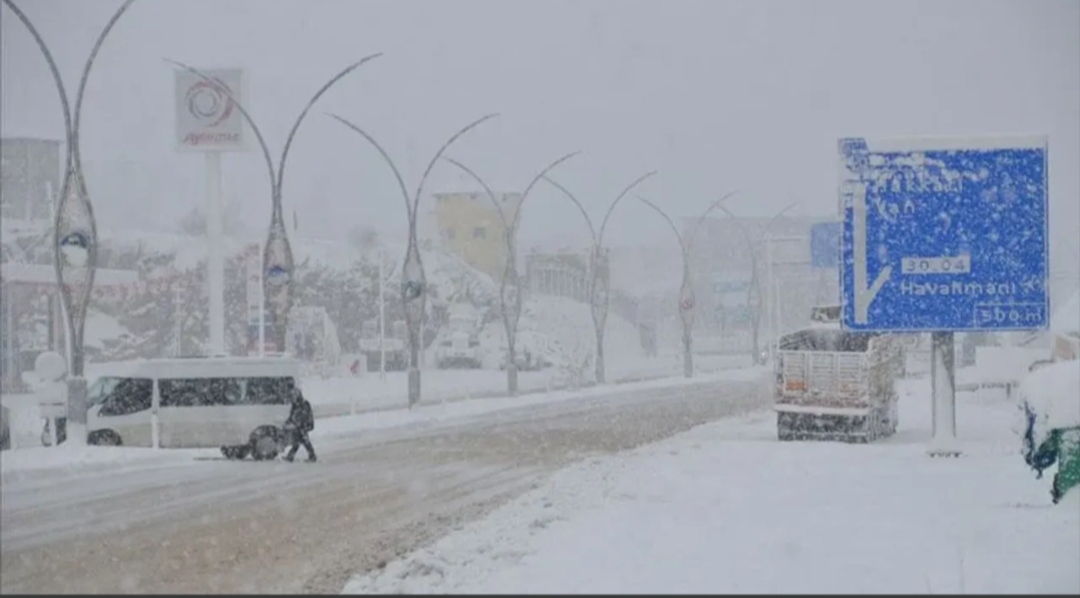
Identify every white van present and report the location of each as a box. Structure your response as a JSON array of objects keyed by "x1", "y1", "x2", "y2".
[{"x1": 86, "y1": 357, "x2": 302, "y2": 459}]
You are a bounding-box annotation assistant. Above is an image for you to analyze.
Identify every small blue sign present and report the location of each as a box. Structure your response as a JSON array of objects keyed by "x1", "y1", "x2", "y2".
[
  {"x1": 839, "y1": 136, "x2": 1049, "y2": 332},
  {"x1": 810, "y1": 222, "x2": 842, "y2": 269},
  {"x1": 59, "y1": 231, "x2": 90, "y2": 249},
  {"x1": 265, "y1": 265, "x2": 289, "y2": 281},
  {"x1": 402, "y1": 279, "x2": 424, "y2": 302}
]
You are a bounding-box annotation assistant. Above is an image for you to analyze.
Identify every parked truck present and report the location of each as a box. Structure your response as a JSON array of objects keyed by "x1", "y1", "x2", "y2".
[{"x1": 773, "y1": 307, "x2": 902, "y2": 443}]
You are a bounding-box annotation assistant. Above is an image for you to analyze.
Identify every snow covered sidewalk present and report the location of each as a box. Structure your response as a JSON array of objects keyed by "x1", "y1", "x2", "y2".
[{"x1": 345, "y1": 378, "x2": 1080, "y2": 594}]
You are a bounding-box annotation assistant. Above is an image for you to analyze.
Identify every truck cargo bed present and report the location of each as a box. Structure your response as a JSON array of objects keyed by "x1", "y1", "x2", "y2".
[{"x1": 774, "y1": 328, "x2": 900, "y2": 443}]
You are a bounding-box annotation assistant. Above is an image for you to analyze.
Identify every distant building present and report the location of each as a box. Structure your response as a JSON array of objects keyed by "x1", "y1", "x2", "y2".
[
  {"x1": 432, "y1": 191, "x2": 522, "y2": 281},
  {"x1": 1, "y1": 137, "x2": 61, "y2": 221},
  {"x1": 524, "y1": 247, "x2": 606, "y2": 303}
]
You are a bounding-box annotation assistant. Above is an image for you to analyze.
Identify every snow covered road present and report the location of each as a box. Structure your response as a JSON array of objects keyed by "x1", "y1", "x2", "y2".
[
  {"x1": 346, "y1": 379, "x2": 1080, "y2": 594},
  {"x1": 0, "y1": 374, "x2": 769, "y2": 594}
]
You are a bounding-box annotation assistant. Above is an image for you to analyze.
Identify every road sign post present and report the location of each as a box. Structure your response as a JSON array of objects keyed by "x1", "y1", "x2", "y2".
[{"x1": 839, "y1": 136, "x2": 1049, "y2": 456}]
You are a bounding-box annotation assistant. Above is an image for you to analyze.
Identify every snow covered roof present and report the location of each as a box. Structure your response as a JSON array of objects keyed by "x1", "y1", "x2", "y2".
[{"x1": 1052, "y1": 291, "x2": 1079, "y2": 335}]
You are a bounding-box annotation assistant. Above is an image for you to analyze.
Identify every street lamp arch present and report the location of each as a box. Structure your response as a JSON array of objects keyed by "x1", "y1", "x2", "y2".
[
  {"x1": 597, "y1": 171, "x2": 658, "y2": 248},
  {"x1": 637, "y1": 191, "x2": 738, "y2": 377},
  {"x1": 166, "y1": 55, "x2": 383, "y2": 207},
  {"x1": 3, "y1": 0, "x2": 137, "y2": 440},
  {"x1": 539, "y1": 170, "x2": 660, "y2": 384},
  {"x1": 165, "y1": 56, "x2": 382, "y2": 352},
  {"x1": 165, "y1": 60, "x2": 279, "y2": 200},
  {"x1": 276, "y1": 56, "x2": 383, "y2": 196},
  {"x1": 412, "y1": 114, "x2": 499, "y2": 232},
  {"x1": 326, "y1": 114, "x2": 413, "y2": 222},
  {"x1": 438, "y1": 151, "x2": 581, "y2": 395},
  {"x1": 1, "y1": 0, "x2": 76, "y2": 164},
  {"x1": 537, "y1": 176, "x2": 598, "y2": 246},
  {"x1": 72, "y1": 0, "x2": 137, "y2": 176},
  {"x1": 716, "y1": 201, "x2": 799, "y2": 364},
  {"x1": 328, "y1": 112, "x2": 500, "y2": 407}
]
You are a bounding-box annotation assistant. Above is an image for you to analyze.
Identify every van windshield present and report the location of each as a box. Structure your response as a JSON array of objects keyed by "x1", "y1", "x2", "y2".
[{"x1": 87, "y1": 377, "x2": 122, "y2": 406}]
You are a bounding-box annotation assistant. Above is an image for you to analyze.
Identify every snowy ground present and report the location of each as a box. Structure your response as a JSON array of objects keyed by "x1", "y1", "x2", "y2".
[
  {"x1": 0, "y1": 365, "x2": 766, "y2": 474},
  {"x1": 306, "y1": 352, "x2": 748, "y2": 411},
  {"x1": 345, "y1": 378, "x2": 1080, "y2": 595},
  {"x1": 1, "y1": 372, "x2": 771, "y2": 594}
]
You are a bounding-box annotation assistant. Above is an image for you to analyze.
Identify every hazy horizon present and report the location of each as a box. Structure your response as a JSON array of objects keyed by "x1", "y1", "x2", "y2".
[{"x1": 2, "y1": 0, "x2": 1078, "y2": 264}]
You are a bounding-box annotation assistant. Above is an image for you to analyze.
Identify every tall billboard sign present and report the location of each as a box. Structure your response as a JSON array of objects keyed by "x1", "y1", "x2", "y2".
[{"x1": 174, "y1": 68, "x2": 246, "y2": 152}]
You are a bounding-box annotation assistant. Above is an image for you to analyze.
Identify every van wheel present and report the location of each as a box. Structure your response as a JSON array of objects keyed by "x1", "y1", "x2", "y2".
[
  {"x1": 250, "y1": 426, "x2": 281, "y2": 461},
  {"x1": 89, "y1": 429, "x2": 122, "y2": 446}
]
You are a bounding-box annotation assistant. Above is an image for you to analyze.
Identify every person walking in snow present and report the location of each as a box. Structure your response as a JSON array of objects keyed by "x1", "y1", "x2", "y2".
[{"x1": 283, "y1": 387, "x2": 316, "y2": 462}]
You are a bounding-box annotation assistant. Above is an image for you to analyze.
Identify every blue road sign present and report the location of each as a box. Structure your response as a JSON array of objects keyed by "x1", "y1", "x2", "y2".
[
  {"x1": 839, "y1": 136, "x2": 1049, "y2": 332},
  {"x1": 810, "y1": 222, "x2": 842, "y2": 269}
]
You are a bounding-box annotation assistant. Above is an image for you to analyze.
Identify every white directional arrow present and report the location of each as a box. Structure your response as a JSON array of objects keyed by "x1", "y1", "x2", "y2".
[{"x1": 853, "y1": 183, "x2": 892, "y2": 324}]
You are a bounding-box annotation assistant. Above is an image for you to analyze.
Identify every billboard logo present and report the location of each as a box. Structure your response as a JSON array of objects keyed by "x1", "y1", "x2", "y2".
[
  {"x1": 175, "y1": 68, "x2": 244, "y2": 152},
  {"x1": 184, "y1": 80, "x2": 234, "y2": 128}
]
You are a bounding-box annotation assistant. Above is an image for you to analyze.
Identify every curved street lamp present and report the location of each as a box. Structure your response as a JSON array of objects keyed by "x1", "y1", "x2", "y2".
[
  {"x1": 439, "y1": 151, "x2": 580, "y2": 396},
  {"x1": 327, "y1": 112, "x2": 499, "y2": 408},
  {"x1": 165, "y1": 54, "x2": 382, "y2": 355},
  {"x1": 636, "y1": 191, "x2": 737, "y2": 378},
  {"x1": 2, "y1": 0, "x2": 136, "y2": 443},
  {"x1": 540, "y1": 171, "x2": 658, "y2": 384},
  {"x1": 716, "y1": 202, "x2": 798, "y2": 364}
]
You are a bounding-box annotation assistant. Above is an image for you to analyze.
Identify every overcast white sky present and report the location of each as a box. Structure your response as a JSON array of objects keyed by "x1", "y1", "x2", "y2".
[{"x1": 2, "y1": 0, "x2": 1078, "y2": 259}]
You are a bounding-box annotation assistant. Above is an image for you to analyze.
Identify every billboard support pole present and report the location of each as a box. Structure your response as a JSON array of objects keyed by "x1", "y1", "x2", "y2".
[
  {"x1": 258, "y1": 247, "x2": 266, "y2": 357},
  {"x1": 928, "y1": 330, "x2": 961, "y2": 457},
  {"x1": 838, "y1": 136, "x2": 1048, "y2": 456},
  {"x1": 379, "y1": 247, "x2": 386, "y2": 380},
  {"x1": 168, "y1": 55, "x2": 383, "y2": 359},
  {"x1": 206, "y1": 151, "x2": 226, "y2": 356}
]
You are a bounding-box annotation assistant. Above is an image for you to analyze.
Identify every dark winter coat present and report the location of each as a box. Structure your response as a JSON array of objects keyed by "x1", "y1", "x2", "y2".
[{"x1": 287, "y1": 392, "x2": 315, "y2": 433}]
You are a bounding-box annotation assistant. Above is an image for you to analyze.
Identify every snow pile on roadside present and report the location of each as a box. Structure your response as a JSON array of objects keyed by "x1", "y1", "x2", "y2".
[
  {"x1": 479, "y1": 295, "x2": 644, "y2": 376},
  {"x1": 1019, "y1": 359, "x2": 1080, "y2": 442},
  {"x1": 0, "y1": 443, "x2": 213, "y2": 473},
  {"x1": 344, "y1": 378, "x2": 1080, "y2": 594}
]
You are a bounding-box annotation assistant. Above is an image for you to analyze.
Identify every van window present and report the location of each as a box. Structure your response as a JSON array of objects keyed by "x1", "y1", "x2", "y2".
[
  {"x1": 88, "y1": 377, "x2": 122, "y2": 407},
  {"x1": 98, "y1": 378, "x2": 153, "y2": 416},
  {"x1": 243, "y1": 377, "x2": 295, "y2": 405},
  {"x1": 160, "y1": 378, "x2": 244, "y2": 407}
]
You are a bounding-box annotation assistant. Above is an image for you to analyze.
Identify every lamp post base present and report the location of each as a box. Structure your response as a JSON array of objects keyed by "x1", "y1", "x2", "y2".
[
  {"x1": 407, "y1": 366, "x2": 420, "y2": 409},
  {"x1": 64, "y1": 376, "x2": 88, "y2": 446},
  {"x1": 507, "y1": 363, "x2": 518, "y2": 396}
]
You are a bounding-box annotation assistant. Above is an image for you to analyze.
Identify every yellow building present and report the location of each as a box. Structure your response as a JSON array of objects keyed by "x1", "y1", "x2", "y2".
[{"x1": 433, "y1": 191, "x2": 522, "y2": 281}]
